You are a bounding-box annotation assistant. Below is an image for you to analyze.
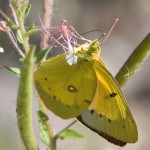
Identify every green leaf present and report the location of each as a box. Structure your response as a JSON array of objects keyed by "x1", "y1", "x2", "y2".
[
  {"x1": 59, "y1": 129, "x2": 84, "y2": 139},
  {"x1": 0, "y1": 47, "x2": 4, "y2": 53},
  {"x1": 16, "y1": 30, "x2": 23, "y2": 44},
  {"x1": 27, "y1": 24, "x2": 39, "y2": 36},
  {"x1": 37, "y1": 110, "x2": 50, "y2": 145},
  {"x1": 35, "y1": 48, "x2": 52, "y2": 64},
  {"x1": 39, "y1": 122, "x2": 50, "y2": 145},
  {"x1": 4, "y1": 66, "x2": 20, "y2": 77},
  {"x1": 24, "y1": 3, "x2": 31, "y2": 18},
  {"x1": 6, "y1": 21, "x2": 19, "y2": 29},
  {"x1": 36, "y1": 110, "x2": 49, "y2": 122}
]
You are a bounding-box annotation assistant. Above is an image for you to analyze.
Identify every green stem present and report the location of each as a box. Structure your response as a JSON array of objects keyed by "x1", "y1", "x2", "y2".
[
  {"x1": 115, "y1": 33, "x2": 150, "y2": 87},
  {"x1": 49, "y1": 120, "x2": 77, "y2": 150},
  {"x1": 10, "y1": 0, "x2": 30, "y2": 54},
  {"x1": 50, "y1": 136, "x2": 57, "y2": 150},
  {"x1": 17, "y1": 47, "x2": 38, "y2": 150},
  {"x1": 17, "y1": 14, "x2": 30, "y2": 53}
]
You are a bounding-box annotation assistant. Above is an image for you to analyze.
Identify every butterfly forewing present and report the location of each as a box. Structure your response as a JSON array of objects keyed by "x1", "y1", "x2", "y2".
[
  {"x1": 34, "y1": 54, "x2": 97, "y2": 119},
  {"x1": 78, "y1": 59, "x2": 138, "y2": 146}
]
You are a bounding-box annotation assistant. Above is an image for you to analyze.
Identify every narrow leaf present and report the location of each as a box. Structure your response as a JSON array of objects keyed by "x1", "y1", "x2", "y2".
[
  {"x1": 27, "y1": 24, "x2": 39, "y2": 36},
  {"x1": 36, "y1": 110, "x2": 49, "y2": 122},
  {"x1": 4, "y1": 66, "x2": 20, "y2": 77},
  {"x1": 59, "y1": 129, "x2": 84, "y2": 139},
  {"x1": 39, "y1": 123, "x2": 50, "y2": 145},
  {"x1": 24, "y1": 3, "x2": 31, "y2": 18},
  {"x1": 6, "y1": 21, "x2": 19, "y2": 29},
  {"x1": 35, "y1": 47, "x2": 52, "y2": 64},
  {"x1": 16, "y1": 30, "x2": 23, "y2": 44}
]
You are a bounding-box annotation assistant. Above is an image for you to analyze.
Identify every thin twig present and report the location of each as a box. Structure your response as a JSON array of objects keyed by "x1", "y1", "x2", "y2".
[
  {"x1": 9, "y1": 0, "x2": 19, "y2": 26},
  {"x1": 55, "y1": 120, "x2": 77, "y2": 139},
  {"x1": 41, "y1": 0, "x2": 54, "y2": 49},
  {"x1": 0, "y1": 9, "x2": 11, "y2": 21}
]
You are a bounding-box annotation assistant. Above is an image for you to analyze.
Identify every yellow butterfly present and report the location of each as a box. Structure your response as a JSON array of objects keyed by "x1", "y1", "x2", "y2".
[{"x1": 34, "y1": 40, "x2": 138, "y2": 146}]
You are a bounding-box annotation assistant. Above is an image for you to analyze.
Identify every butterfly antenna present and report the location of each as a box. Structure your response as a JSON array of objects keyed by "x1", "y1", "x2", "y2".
[
  {"x1": 81, "y1": 29, "x2": 103, "y2": 36},
  {"x1": 98, "y1": 32, "x2": 106, "y2": 42},
  {"x1": 102, "y1": 18, "x2": 119, "y2": 44}
]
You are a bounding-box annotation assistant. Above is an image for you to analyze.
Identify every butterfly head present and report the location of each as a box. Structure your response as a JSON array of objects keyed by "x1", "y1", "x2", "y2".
[{"x1": 72, "y1": 40, "x2": 101, "y2": 63}]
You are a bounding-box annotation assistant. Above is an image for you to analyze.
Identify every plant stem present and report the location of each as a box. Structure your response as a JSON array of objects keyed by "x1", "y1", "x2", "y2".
[
  {"x1": 10, "y1": 1, "x2": 38, "y2": 149},
  {"x1": 17, "y1": 46, "x2": 38, "y2": 150},
  {"x1": 17, "y1": 14, "x2": 30, "y2": 53},
  {"x1": 0, "y1": 9, "x2": 11, "y2": 21},
  {"x1": 115, "y1": 33, "x2": 150, "y2": 87},
  {"x1": 55, "y1": 120, "x2": 77, "y2": 139},
  {"x1": 48, "y1": 120, "x2": 77, "y2": 150},
  {"x1": 41, "y1": 0, "x2": 54, "y2": 49}
]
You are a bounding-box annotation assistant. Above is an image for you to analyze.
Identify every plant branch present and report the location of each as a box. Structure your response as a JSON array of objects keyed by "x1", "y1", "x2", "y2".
[
  {"x1": 10, "y1": 1, "x2": 38, "y2": 150},
  {"x1": 11, "y1": 0, "x2": 30, "y2": 54},
  {"x1": 17, "y1": 46, "x2": 38, "y2": 150},
  {"x1": 115, "y1": 33, "x2": 150, "y2": 87},
  {"x1": 55, "y1": 120, "x2": 77, "y2": 139},
  {"x1": 17, "y1": 14, "x2": 30, "y2": 53},
  {"x1": 0, "y1": 9, "x2": 11, "y2": 21},
  {"x1": 40, "y1": 0, "x2": 54, "y2": 49}
]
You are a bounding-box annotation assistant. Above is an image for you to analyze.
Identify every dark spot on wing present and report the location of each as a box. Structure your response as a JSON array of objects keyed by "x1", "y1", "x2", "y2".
[
  {"x1": 67, "y1": 85, "x2": 78, "y2": 93},
  {"x1": 48, "y1": 87, "x2": 51, "y2": 91},
  {"x1": 66, "y1": 105, "x2": 70, "y2": 108},
  {"x1": 99, "y1": 114, "x2": 103, "y2": 117},
  {"x1": 53, "y1": 95, "x2": 56, "y2": 100},
  {"x1": 84, "y1": 99, "x2": 91, "y2": 104},
  {"x1": 122, "y1": 125, "x2": 126, "y2": 129},
  {"x1": 90, "y1": 110, "x2": 94, "y2": 114},
  {"x1": 44, "y1": 77, "x2": 48, "y2": 81},
  {"x1": 108, "y1": 119, "x2": 111, "y2": 123},
  {"x1": 110, "y1": 93, "x2": 117, "y2": 97},
  {"x1": 75, "y1": 105, "x2": 79, "y2": 108}
]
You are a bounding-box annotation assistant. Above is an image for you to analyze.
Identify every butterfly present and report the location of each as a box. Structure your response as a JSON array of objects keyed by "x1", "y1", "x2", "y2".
[{"x1": 34, "y1": 40, "x2": 138, "y2": 146}]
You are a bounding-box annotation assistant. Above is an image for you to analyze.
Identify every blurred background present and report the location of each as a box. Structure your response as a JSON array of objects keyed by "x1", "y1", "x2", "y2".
[{"x1": 0, "y1": 0, "x2": 150, "y2": 149}]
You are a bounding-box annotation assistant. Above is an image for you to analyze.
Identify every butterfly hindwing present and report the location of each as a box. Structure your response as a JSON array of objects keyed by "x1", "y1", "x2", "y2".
[
  {"x1": 78, "y1": 59, "x2": 138, "y2": 146},
  {"x1": 34, "y1": 54, "x2": 97, "y2": 119}
]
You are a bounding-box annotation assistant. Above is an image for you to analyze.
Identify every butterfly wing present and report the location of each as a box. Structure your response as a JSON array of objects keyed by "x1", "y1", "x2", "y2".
[
  {"x1": 34, "y1": 54, "x2": 97, "y2": 119},
  {"x1": 78, "y1": 59, "x2": 138, "y2": 146}
]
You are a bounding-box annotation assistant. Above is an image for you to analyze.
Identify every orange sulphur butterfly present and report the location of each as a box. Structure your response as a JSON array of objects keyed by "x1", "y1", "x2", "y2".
[
  {"x1": 77, "y1": 58, "x2": 138, "y2": 146},
  {"x1": 34, "y1": 40, "x2": 138, "y2": 146}
]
